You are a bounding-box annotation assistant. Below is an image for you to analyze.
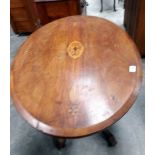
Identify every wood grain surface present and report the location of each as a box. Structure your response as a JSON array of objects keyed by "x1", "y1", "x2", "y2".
[{"x1": 11, "y1": 16, "x2": 143, "y2": 137}]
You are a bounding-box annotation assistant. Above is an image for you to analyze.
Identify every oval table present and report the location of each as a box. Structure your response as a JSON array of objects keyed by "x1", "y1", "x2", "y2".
[{"x1": 11, "y1": 16, "x2": 143, "y2": 149}]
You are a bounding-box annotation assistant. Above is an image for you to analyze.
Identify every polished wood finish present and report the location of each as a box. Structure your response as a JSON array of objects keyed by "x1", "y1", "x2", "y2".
[
  {"x1": 11, "y1": 0, "x2": 39, "y2": 33},
  {"x1": 11, "y1": 0, "x2": 83, "y2": 33},
  {"x1": 11, "y1": 16, "x2": 143, "y2": 138},
  {"x1": 124, "y1": 0, "x2": 145, "y2": 57},
  {"x1": 35, "y1": 0, "x2": 82, "y2": 25}
]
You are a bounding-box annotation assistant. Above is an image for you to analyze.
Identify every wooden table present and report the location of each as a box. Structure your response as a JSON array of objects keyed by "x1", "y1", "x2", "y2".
[{"x1": 11, "y1": 16, "x2": 143, "y2": 149}]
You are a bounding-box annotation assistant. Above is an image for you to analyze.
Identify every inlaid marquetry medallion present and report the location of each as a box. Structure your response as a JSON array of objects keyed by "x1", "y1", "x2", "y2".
[{"x1": 67, "y1": 41, "x2": 84, "y2": 59}]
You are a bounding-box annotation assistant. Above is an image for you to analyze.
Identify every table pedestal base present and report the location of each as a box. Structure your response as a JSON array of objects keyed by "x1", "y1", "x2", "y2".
[
  {"x1": 53, "y1": 129, "x2": 117, "y2": 149},
  {"x1": 53, "y1": 137, "x2": 66, "y2": 150},
  {"x1": 102, "y1": 130, "x2": 117, "y2": 147}
]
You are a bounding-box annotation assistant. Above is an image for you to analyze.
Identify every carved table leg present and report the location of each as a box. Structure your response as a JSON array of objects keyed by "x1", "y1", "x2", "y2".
[
  {"x1": 100, "y1": 0, "x2": 103, "y2": 12},
  {"x1": 113, "y1": 0, "x2": 117, "y2": 11},
  {"x1": 53, "y1": 137, "x2": 67, "y2": 149},
  {"x1": 102, "y1": 130, "x2": 117, "y2": 147}
]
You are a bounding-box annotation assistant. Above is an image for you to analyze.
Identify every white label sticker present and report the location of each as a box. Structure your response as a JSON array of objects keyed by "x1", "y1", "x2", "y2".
[{"x1": 129, "y1": 65, "x2": 136, "y2": 72}]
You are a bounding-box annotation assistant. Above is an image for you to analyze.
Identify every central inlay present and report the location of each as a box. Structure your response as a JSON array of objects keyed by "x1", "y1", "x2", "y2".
[{"x1": 67, "y1": 41, "x2": 84, "y2": 59}]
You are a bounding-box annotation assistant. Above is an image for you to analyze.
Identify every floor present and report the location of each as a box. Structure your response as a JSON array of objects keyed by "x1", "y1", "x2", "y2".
[
  {"x1": 10, "y1": 1, "x2": 145, "y2": 155},
  {"x1": 86, "y1": 0, "x2": 125, "y2": 28}
]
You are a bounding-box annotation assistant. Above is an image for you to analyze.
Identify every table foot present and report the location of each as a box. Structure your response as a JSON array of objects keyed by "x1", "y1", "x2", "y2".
[
  {"x1": 102, "y1": 130, "x2": 117, "y2": 147},
  {"x1": 53, "y1": 137, "x2": 67, "y2": 149}
]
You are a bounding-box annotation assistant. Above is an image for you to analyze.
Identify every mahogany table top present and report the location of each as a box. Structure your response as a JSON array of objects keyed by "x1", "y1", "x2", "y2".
[{"x1": 11, "y1": 16, "x2": 143, "y2": 137}]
